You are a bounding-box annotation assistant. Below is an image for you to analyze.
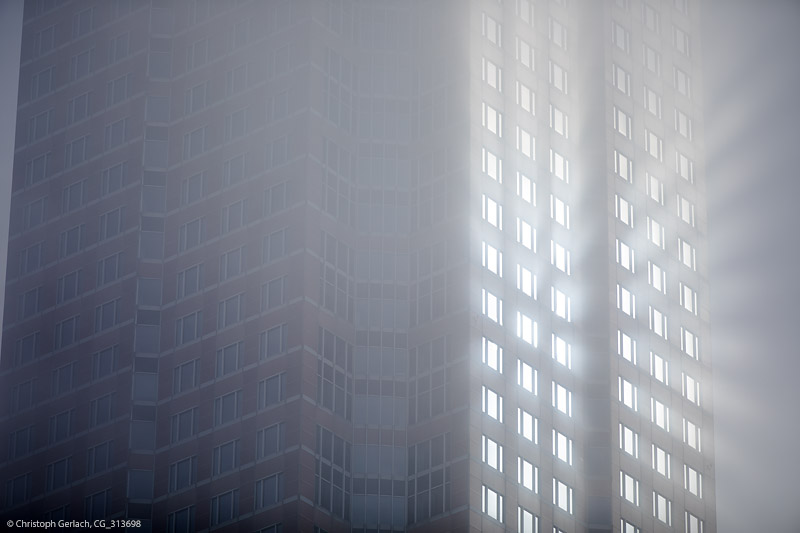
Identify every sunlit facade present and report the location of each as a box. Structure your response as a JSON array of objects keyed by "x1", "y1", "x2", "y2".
[{"x1": 1, "y1": 1, "x2": 714, "y2": 532}]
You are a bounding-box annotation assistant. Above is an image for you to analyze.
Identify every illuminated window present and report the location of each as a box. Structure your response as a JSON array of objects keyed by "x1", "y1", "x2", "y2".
[
  {"x1": 684, "y1": 418, "x2": 702, "y2": 451},
  {"x1": 612, "y1": 63, "x2": 631, "y2": 95},
  {"x1": 517, "y1": 360, "x2": 537, "y2": 395},
  {"x1": 622, "y1": 519, "x2": 641, "y2": 533},
  {"x1": 651, "y1": 398, "x2": 670, "y2": 432},
  {"x1": 617, "y1": 284, "x2": 635, "y2": 318},
  {"x1": 550, "y1": 149, "x2": 569, "y2": 182},
  {"x1": 482, "y1": 386, "x2": 503, "y2": 422},
  {"x1": 620, "y1": 471, "x2": 639, "y2": 505},
  {"x1": 614, "y1": 150, "x2": 632, "y2": 182},
  {"x1": 620, "y1": 424, "x2": 639, "y2": 458},
  {"x1": 618, "y1": 330, "x2": 637, "y2": 364},
  {"x1": 550, "y1": 105, "x2": 568, "y2": 138},
  {"x1": 482, "y1": 337, "x2": 503, "y2": 373},
  {"x1": 614, "y1": 106, "x2": 632, "y2": 139},
  {"x1": 679, "y1": 238, "x2": 697, "y2": 270},
  {"x1": 518, "y1": 457, "x2": 538, "y2": 493},
  {"x1": 517, "y1": 264, "x2": 535, "y2": 298},
  {"x1": 482, "y1": 289, "x2": 503, "y2": 325},
  {"x1": 681, "y1": 327, "x2": 699, "y2": 360},
  {"x1": 616, "y1": 239, "x2": 635, "y2": 272},
  {"x1": 482, "y1": 148, "x2": 503, "y2": 182},
  {"x1": 677, "y1": 195, "x2": 696, "y2": 226},
  {"x1": 686, "y1": 512, "x2": 704, "y2": 533},
  {"x1": 553, "y1": 430, "x2": 573, "y2": 465},
  {"x1": 552, "y1": 334, "x2": 572, "y2": 369},
  {"x1": 647, "y1": 173, "x2": 664, "y2": 204},
  {"x1": 652, "y1": 444, "x2": 671, "y2": 478},
  {"x1": 482, "y1": 435, "x2": 503, "y2": 472},
  {"x1": 482, "y1": 194, "x2": 503, "y2": 230},
  {"x1": 516, "y1": 81, "x2": 535, "y2": 115},
  {"x1": 552, "y1": 382, "x2": 572, "y2": 417},
  {"x1": 516, "y1": 37, "x2": 534, "y2": 71},
  {"x1": 517, "y1": 172, "x2": 535, "y2": 204},
  {"x1": 517, "y1": 218, "x2": 535, "y2": 251},
  {"x1": 680, "y1": 283, "x2": 698, "y2": 315},
  {"x1": 648, "y1": 217, "x2": 665, "y2": 249},
  {"x1": 553, "y1": 479, "x2": 573, "y2": 514},
  {"x1": 550, "y1": 60, "x2": 568, "y2": 94},
  {"x1": 482, "y1": 485, "x2": 503, "y2": 522},
  {"x1": 482, "y1": 241, "x2": 503, "y2": 277},
  {"x1": 482, "y1": 102, "x2": 503, "y2": 137},
  {"x1": 645, "y1": 130, "x2": 663, "y2": 161},
  {"x1": 518, "y1": 507, "x2": 538, "y2": 533},
  {"x1": 616, "y1": 195, "x2": 633, "y2": 227},
  {"x1": 648, "y1": 261, "x2": 666, "y2": 294},
  {"x1": 650, "y1": 306, "x2": 667, "y2": 339},
  {"x1": 516, "y1": 126, "x2": 535, "y2": 159},
  {"x1": 650, "y1": 352, "x2": 669, "y2": 385},
  {"x1": 482, "y1": 57, "x2": 503, "y2": 92},
  {"x1": 551, "y1": 240, "x2": 571, "y2": 275},
  {"x1": 517, "y1": 312, "x2": 537, "y2": 346},
  {"x1": 518, "y1": 407, "x2": 537, "y2": 443},
  {"x1": 482, "y1": 13, "x2": 502, "y2": 47},
  {"x1": 550, "y1": 195, "x2": 570, "y2": 228},
  {"x1": 551, "y1": 287, "x2": 571, "y2": 322},
  {"x1": 677, "y1": 151, "x2": 694, "y2": 183},
  {"x1": 675, "y1": 108, "x2": 693, "y2": 140},
  {"x1": 653, "y1": 492, "x2": 672, "y2": 526},
  {"x1": 618, "y1": 377, "x2": 638, "y2": 411},
  {"x1": 682, "y1": 373, "x2": 700, "y2": 406},
  {"x1": 644, "y1": 85, "x2": 662, "y2": 118}
]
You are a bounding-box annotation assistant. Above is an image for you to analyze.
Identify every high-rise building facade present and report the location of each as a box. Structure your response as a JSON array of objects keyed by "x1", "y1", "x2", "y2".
[{"x1": 1, "y1": 1, "x2": 714, "y2": 532}]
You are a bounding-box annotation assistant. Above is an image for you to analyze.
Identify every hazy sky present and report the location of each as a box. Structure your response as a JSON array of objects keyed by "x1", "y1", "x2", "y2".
[{"x1": 0, "y1": 1, "x2": 797, "y2": 530}]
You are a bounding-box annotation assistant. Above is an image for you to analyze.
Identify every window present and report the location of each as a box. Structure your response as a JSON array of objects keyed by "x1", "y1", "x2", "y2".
[
  {"x1": 99, "y1": 207, "x2": 124, "y2": 241},
  {"x1": 651, "y1": 398, "x2": 670, "y2": 431},
  {"x1": 550, "y1": 149, "x2": 569, "y2": 182},
  {"x1": 614, "y1": 106, "x2": 632, "y2": 139},
  {"x1": 650, "y1": 306, "x2": 668, "y2": 339},
  {"x1": 516, "y1": 126, "x2": 535, "y2": 159},
  {"x1": 259, "y1": 373, "x2": 286, "y2": 409},
  {"x1": 619, "y1": 377, "x2": 638, "y2": 411},
  {"x1": 31, "y1": 67, "x2": 54, "y2": 100},
  {"x1": 518, "y1": 407, "x2": 537, "y2": 443},
  {"x1": 550, "y1": 17, "x2": 567, "y2": 49},
  {"x1": 482, "y1": 13, "x2": 502, "y2": 47},
  {"x1": 680, "y1": 283, "x2": 698, "y2": 315},
  {"x1": 171, "y1": 408, "x2": 198, "y2": 443},
  {"x1": 173, "y1": 360, "x2": 198, "y2": 394},
  {"x1": 551, "y1": 287, "x2": 571, "y2": 321},
  {"x1": 87, "y1": 441, "x2": 113, "y2": 476},
  {"x1": 682, "y1": 327, "x2": 700, "y2": 360},
  {"x1": 224, "y1": 109, "x2": 247, "y2": 141},
  {"x1": 264, "y1": 181, "x2": 287, "y2": 215},
  {"x1": 64, "y1": 136, "x2": 88, "y2": 169},
  {"x1": 49, "y1": 410, "x2": 73, "y2": 443},
  {"x1": 551, "y1": 240, "x2": 571, "y2": 275},
  {"x1": 85, "y1": 489, "x2": 111, "y2": 521},
  {"x1": 482, "y1": 194, "x2": 503, "y2": 230},
  {"x1": 73, "y1": 8, "x2": 93, "y2": 36},
  {"x1": 255, "y1": 472, "x2": 284, "y2": 509},
  {"x1": 516, "y1": 81, "x2": 534, "y2": 115},
  {"x1": 33, "y1": 25, "x2": 55, "y2": 57},
  {"x1": 616, "y1": 195, "x2": 633, "y2": 227},
  {"x1": 516, "y1": 218, "x2": 535, "y2": 251},
  {"x1": 260, "y1": 324, "x2": 288, "y2": 359},
  {"x1": 652, "y1": 444, "x2": 671, "y2": 478},
  {"x1": 620, "y1": 424, "x2": 638, "y2": 458},
  {"x1": 616, "y1": 239, "x2": 634, "y2": 273},
  {"x1": 481, "y1": 289, "x2": 503, "y2": 325},
  {"x1": 169, "y1": 456, "x2": 197, "y2": 492},
  {"x1": 94, "y1": 300, "x2": 119, "y2": 332},
  {"x1": 552, "y1": 382, "x2": 572, "y2": 417},
  {"x1": 167, "y1": 506, "x2": 195, "y2": 533},
  {"x1": 675, "y1": 108, "x2": 693, "y2": 140},
  {"x1": 482, "y1": 435, "x2": 503, "y2": 472},
  {"x1": 553, "y1": 430, "x2": 573, "y2": 465},
  {"x1": 618, "y1": 330, "x2": 637, "y2": 364},
  {"x1": 210, "y1": 489, "x2": 239, "y2": 526},
  {"x1": 482, "y1": 242, "x2": 502, "y2": 277},
  {"x1": 552, "y1": 334, "x2": 572, "y2": 369},
  {"x1": 645, "y1": 130, "x2": 663, "y2": 161},
  {"x1": 482, "y1": 386, "x2": 503, "y2": 423},
  {"x1": 620, "y1": 471, "x2": 639, "y2": 505},
  {"x1": 178, "y1": 218, "x2": 204, "y2": 252},
  {"x1": 653, "y1": 492, "x2": 672, "y2": 525},
  {"x1": 264, "y1": 228, "x2": 288, "y2": 263},
  {"x1": 106, "y1": 75, "x2": 130, "y2": 106},
  {"x1": 650, "y1": 352, "x2": 669, "y2": 385},
  {"x1": 214, "y1": 390, "x2": 243, "y2": 426},
  {"x1": 216, "y1": 342, "x2": 242, "y2": 377},
  {"x1": 550, "y1": 105, "x2": 568, "y2": 138},
  {"x1": 679, "y1": 238, "x2": 697, "y2": 270},
  {"x1": 643, "y1": 3, "x2": 660, "y2": 33},
  {"x1": 481, "y1": 57, "x2": 503, "y2": 92},
  {"x1": 92, "y1": 346, "x2": 118, "y2": 380},
  {"x1": 176, "y1": 311, "x2": 202, "y2": 345},
  {"x1": 181, "y1": 173, "x2": 205, "y2": 206},
  {"x1": 481, "y1": 102, "x2": 503, "y2": 137},
  {"x1": 9, "y1": 427, "x2": 33, "y2": 459},
  {"x1": 109, "y1": 32, "x2": 129, "y2": 63},
  {"x1": 553, "y1": 479, "x2": 573, "y2": 514},
  {"x1": 257, "y1": 423, "x2": 285, "y2": 459},
  {"x1": 677, "y1": 195, "x2": 696, "y2": 226},
  {"x1": 12, "y1": 380, "x2": 35, "y2": 413},
  {"x1": 682, "y1": 372, "x2": 701, "y2": 406},
  {"x1": 28, "y1": 109, "x2": 53, "y2": 142},
  {"x1": 675, "y1": 66, "x2": 692, "y2": 97},
  {"x1": 684, "y1": 418, "x2": 702, "y2": 451},
  {"x1": 517, "y1": 360, "x2": 537, "y2": 395},
  {"x1": 516, "y1": 311, "x2": 537, "y2": 346},
  {"x1": 686, "y1": 512, "x2": 704, "y2": 533},
  {"x1": 517, "y1": 264, "x2": 535, "y2": 298},
  {"x1": 13, "y1": 331, "x2": 39, "y2": 367},
  {"x1": 677, "y1": 151, "x2": 695, "y2": 183},
  {"x1": 612, "y1": 63, "x2": 631, "y2": 95},
  {"x1": 647, "y1": 173, "x2": 664, "y2": 205},
  {"x1": 614, "y1": 150, "x2": 632, "y2": 182},
  {"x1": 220, "y1": 247, "x2": 245, "y2": 281},
  {"x1": 261, "y1": 276, "x2": 286, "y2": 311},
  {"x1": 647, "y1": 261, "x2": 666, "y2": 294},
  {"x1": 483, "y1": 337, "x2": 503, "y2": 373},
  {"x1": 217, "y1": 294, "x2": 243, "y2": 329},
  {"x1": 644, "y1": 85, "x2": 662, "y2": 118},
  {"x1": 102, "y1": 162, "x2": 127, "y2": 195},
  {"x1": 516, "y1": 37, "x2": 534, "y2": 71},
  {"x1": 90, "y1": 393, "x2": 115, "y2": 427},
  {"x1": 647, "y1": 217, "x2": 665, "y2": 249},
  {"x1": 52, "y1": 363, "x2": 75, "y2": 396},
  {"x1": 177, "y1": 264, "x2": 203, "y2": 299},
  {"x1": 104, "y1": 118, "x2": 128, "y2": 149},
  {"x1": 517, "y1": 0, "x2": 534, "y2": 25},
  {"x1": 54, "y1": 316, "x2": 79, "y2": 350},
  {"x1": 617, "y1": 284, "x2": 635, "y2": 318},
  {"x1": 184, "y1": 82, "x2": 208, "y2": 115},
  {"x1": 23, "y1": 197, "x2": 46, "y2": 230},
  {"x1": 518, "y1": 457, "x2": 538, "y2": 493},
  {"x1": 549, "y1": 60, "x2": 568, "y2": 94},
  {"x1": 71, "y1": 49, "x2": 93, "y2": 80},
  {"x1": 612, "y1": 21, "x2": 630, "y2": 53},
  {"x1": 213, "y1": 440, "x2": 241, "y2": 476},
  {"x1": 516, "y1": 172, "x2": 534, "y2": 204},
  {"x1": 643, "y1": 44, "x2": 661, "y2": 75},
  {"x1": 18, "y1": 287, "x2": 41, "y2": 319},
  {"x1": 622, "y1": 519, "x2": 640, "y2": 533},
  {"x1": 182, "y1": 126, "x2": 207, "y2": 160},
  {"x1": 482, "y1": 485, "x2": 503, "y2": 522}
]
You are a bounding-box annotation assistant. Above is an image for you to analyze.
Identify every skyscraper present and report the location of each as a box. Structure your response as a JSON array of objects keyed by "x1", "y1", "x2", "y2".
[{"x1": 1, "y1": 1, "x2": 715, "y2": 532}]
